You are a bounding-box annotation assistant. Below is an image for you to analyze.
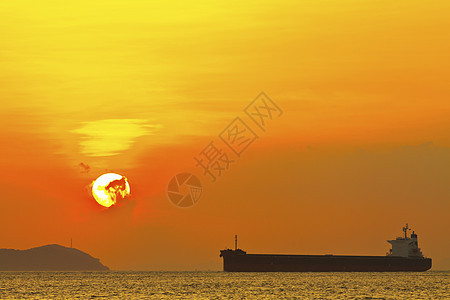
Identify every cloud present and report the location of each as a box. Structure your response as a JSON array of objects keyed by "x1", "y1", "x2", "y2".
[
  {"x1": 71, "y1": 119, "x2": 161, "y2": 157},
  {"x1": 79, "y1": 162, "x2": 90, "y2": 173}
]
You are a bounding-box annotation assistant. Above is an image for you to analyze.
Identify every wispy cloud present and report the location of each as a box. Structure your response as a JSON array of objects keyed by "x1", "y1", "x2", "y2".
[
  {"x1": 72, "y1": 119, "x2": 161, "y2": 157},
  {"x1": 79, "y1": 162, "x2": 90, "y2": 173}
]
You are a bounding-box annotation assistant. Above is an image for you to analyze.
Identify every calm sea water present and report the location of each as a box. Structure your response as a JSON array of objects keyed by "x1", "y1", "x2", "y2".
[{"x1": 0, "y1": 271, "x2": 448, "y2": 299}]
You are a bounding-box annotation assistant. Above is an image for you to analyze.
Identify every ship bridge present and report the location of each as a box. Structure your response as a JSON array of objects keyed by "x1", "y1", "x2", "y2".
[{"x1": 387, "y1": 223, "x2": 424, "y2": 258}]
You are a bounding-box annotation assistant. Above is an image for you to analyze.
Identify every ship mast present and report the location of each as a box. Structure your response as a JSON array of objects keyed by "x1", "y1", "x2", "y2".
[
  {"x1": 235, "y1": 235, "x2": 237, "y2": 250},
  {"x1": 402, "y1": 223, "x2": 410, "y2": 239}
]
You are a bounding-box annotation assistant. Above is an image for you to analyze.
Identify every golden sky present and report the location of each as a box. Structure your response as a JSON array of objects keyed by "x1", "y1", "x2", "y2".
[{"x1": 1, "y1": 0, "x2": 449, "y2": 270}]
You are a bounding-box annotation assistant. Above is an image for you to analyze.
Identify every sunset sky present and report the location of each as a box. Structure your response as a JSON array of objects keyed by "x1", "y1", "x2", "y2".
[{"x1": 1, "y1": 0, "x2": 449, "y2": 270}]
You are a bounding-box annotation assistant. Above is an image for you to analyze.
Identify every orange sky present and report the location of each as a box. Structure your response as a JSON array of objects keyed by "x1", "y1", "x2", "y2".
[{"x1": 1, "y1": 0, "x2": 449, "y2": 270}]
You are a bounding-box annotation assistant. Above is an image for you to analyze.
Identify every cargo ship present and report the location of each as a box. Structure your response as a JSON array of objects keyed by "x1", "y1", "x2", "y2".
[{"x1": 220, "y1": 224, "x2": 431, "y2": 272}]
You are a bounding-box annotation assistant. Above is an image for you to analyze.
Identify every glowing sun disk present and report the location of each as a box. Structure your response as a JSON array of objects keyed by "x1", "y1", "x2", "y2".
[{"x1": 92, "y1": 173, "x2": 130, "y2": 207}]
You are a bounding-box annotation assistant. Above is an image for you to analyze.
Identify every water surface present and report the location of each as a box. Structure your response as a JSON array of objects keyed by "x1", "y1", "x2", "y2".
[{"x1": 1, "y1": 271, "x2": 448, "y2": 299}]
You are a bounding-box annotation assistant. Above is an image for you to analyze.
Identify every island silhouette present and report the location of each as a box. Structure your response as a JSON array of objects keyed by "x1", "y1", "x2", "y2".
[{"x1": 0, "y1": 244, "x2": 109, "y2": 271}]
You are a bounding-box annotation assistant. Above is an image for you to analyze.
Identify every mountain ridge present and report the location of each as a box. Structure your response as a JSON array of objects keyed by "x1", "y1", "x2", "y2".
[{"x1": 0, "y1": 244, "x2": 109, "y2": 271}]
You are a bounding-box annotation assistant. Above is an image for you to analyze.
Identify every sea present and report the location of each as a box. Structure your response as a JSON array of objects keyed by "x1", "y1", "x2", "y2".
[{"x1": 0, "y1": 271, "x2": 448, "y2": 299}]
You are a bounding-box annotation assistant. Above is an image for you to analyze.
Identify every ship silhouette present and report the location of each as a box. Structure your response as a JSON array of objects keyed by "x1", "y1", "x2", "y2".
[{"x1": 220, "y1": 224, "x2": 432, "y2": 272}]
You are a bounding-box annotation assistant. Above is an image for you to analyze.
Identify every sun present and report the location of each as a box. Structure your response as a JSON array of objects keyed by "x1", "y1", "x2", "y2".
[{"x1": 92, "y1": 173, "x2": 130, "y2": 208}]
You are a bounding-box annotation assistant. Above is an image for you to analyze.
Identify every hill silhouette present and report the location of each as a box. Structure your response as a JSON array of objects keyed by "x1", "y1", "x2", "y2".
[{"x1": 0, "y1": 244, "x2": 109, "y2": 271}]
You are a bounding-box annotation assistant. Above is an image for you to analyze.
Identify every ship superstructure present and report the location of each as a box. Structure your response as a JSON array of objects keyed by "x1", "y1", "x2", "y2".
[{"x1": 387, "y1": 223, "x2": 424, "y2": 258}]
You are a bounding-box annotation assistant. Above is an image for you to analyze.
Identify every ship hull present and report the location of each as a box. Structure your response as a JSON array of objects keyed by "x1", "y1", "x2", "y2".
[{"x1": 220, "y1": 252, "x2": 432, "y2": 272}]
